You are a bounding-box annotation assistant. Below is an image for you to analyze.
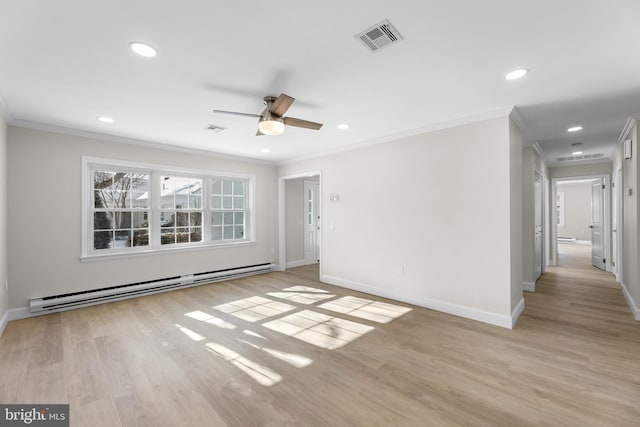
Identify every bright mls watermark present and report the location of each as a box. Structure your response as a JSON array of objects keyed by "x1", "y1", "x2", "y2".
[{"x1": 0, "y1": 405, "x2": 68, "y2": 426}]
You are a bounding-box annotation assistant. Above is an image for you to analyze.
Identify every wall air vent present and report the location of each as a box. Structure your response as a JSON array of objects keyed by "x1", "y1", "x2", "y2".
[
  {"x1": 555, "y1": 153, "x2": 604, "y2": 162},
  {"x1": 355, "y1": 19, "x2": 404, "y2": 53}
]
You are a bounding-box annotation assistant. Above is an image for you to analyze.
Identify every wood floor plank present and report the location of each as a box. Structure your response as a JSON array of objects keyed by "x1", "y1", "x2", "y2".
[{"x1": 0, "y1": 245, "x2": 639, "y2": 426}]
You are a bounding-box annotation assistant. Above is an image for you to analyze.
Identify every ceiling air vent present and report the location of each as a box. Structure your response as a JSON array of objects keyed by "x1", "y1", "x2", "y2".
[
  {"x1": 355, "y1": 19, "x2": 404, "y2": 53},
  {"x1": 556, "y1": 153, "x2": 604, "y2": 162}
]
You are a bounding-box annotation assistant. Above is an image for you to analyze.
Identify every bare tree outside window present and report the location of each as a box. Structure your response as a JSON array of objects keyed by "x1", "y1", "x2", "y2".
[{"x1": 93, "y1": 171, "x2": 150, "y2": 250}]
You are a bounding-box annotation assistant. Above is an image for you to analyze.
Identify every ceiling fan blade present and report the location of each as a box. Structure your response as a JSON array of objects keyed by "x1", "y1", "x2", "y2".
[
  {"x1": 213, "y1": 109, "x2": 262, "y2": 118},
  {"x1": 269, "y1": 93, "x2": 295, "y2": 117},
  {"x1": 284, "y1": 116, "x2": 323, "y2": 130}
]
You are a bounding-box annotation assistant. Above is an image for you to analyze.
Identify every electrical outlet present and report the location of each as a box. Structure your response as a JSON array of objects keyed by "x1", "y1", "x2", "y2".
[
  {"x1": 399, "y1": 266, "x2": 405, "y2": 276},
  {"x1": 270, "y1": 247, "x2": 275, "y2": 254}
]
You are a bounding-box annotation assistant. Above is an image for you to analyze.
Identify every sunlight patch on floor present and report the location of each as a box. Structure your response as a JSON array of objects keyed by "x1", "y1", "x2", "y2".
[
  {"x1": 205, "y1": 341, "x2": 282, "y2": 386},
  {"x1": 175, "y1": 324, "x2": 206, "y2": 342},
  {"x1": 237, "y1": 338, "x2": 313, "y2": 368},
  {"x1": 267, "y1": 285, "x2": 335, "y2": 305},
  {"x1": 262, "y1": 309, "x2": 374, "y2": 350},
  {"x1": 185, "y1": 310, "x2": 237, "y2": 329},
  {"x1": 213, "y1": 296, "x2": 296, "y2": 322},
  {"x1": 318, "y1": 296, "x2": 412, "y2": 323}
]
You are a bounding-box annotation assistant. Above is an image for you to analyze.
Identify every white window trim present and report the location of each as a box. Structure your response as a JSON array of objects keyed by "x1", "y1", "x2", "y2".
[{"x1": 81, "y1": 156, "x2": 256, "y2": 260}]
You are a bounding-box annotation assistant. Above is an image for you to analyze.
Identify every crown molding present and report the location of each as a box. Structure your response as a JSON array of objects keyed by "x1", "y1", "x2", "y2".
[
  {"x1": 509, "y1": 106, "x2": 526, "y2": 133},
  {"x1": 618, "y1": 113, "x2": 640, "y2": 143},
  {"x1": 279, "y1": 106, "x2": 516, "y2": 166},
  {"x1": 10, "y1": 119, "x2": 277, "y2": 166}
]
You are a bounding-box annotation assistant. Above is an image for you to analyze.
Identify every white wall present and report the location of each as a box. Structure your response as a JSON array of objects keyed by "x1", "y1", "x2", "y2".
[
  {"x1": 7, "y1": 126, "x2": 279, "y2": 310},
  {"x1": 557, "y1": 181, "x2": 592, "y2": 241},
  {"x1": 618, "y1": 122, "x2": 640, "y2": 318},
  {"x1": 279, "y1": 115, "x2": 522, "y2": 328},
  {"x1": 0, "y1": 114, "x2": 8, "y2": 333},
  {"x1": 509, "y1": 119, "x2": 524, "y2": 313}
]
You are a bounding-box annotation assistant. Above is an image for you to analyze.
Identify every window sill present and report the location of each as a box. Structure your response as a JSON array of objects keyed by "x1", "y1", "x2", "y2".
[{"x1": 80, "y1": 240, "x2": 257, "y2": 262}]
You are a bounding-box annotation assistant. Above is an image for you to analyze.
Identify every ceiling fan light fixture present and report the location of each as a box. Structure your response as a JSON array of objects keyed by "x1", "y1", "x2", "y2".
[{"x1": 258, "y1": 117, "x2": 285, "y2": 136}]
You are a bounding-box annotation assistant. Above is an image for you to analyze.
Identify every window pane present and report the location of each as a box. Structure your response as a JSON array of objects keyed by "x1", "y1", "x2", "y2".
[
  {"x1": 161, "y1": 229, "x2": 175, "y2": 245},
  {"x1": 175, "y1": 212, "x2": 189, "y2": 227},
  {"x1": 212, "y1": 212, "x2": 223, "y2": 226},
  {"x1": 212, "y1": 195, "x2": 222, "y2": 210},
  {"x1": 212, "y1": 226, "x2": 222, "y2": 241},
  {"x1": 189, "y1": 195, "x2": 201, "y2": 209},
  {"x1": 233, "y1": 181, "x2": 244, "y2": 196},
  {"x1": 160, "y1": 211, "x2": 173, "y2": 226},
  {"x1": 132, "y1": 230, "x2": 149, "y2": 247},
  {"x1": 116, "y1": 211, "x2": 132, "y2": 229},
  {"x1": 94, "y1": 171, "x2": 114, "y2": 187},
  {"x1": 223, "y1": 181, "x2": 233, "y2": 195},
  {"x1": 223, "y1": 226, "x2": 233, "y2": 239},
  {"x1": 234, "y1": 225, "x2": 244, "y2": 239},
  {"x1": 190, "y1": 227, "x2": 202, "y2": 242},
  {"x1": 234, "y1": 212, "x2": 244, "y2": 225},
  {"x1": 190, "y1": 212, "x2": 202, "y2": 226},
  {"x1": 233, "y1": 196, "x2": 244, "y2": 209},
  {"x1": 94, "y1": 212, "x2": 112, "y2": 230},
  {"x1": 176, "y1": 228, "x2": 189, "y2": 243},
  {"x1": 94, "y1": 231, "x2": 113, "y2": 250},
  {"x1": 132, "y1": 211, "x2": 148, "y2": 228},
  {"x1": 223, "y1": 196, "x2": 232, "y2": 209},
  {"x1": 212, "y1": 180, "x2": 221, "y2": 195},
  {"x1": 223, "y1": 212, "x2": 234, "y2": 225},
  {"x1": 114, "y1": 230, "x2": 131, "y2": 248}
]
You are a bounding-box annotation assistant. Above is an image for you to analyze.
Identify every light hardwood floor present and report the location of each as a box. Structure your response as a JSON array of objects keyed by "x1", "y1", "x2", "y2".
[{"x1": 1, "y1": 248, "x2": 639, "y2": 426}]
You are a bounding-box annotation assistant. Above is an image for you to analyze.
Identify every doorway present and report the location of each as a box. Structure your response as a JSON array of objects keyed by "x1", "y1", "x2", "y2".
[
  {"x1": 551, "y1": 174, "x2": 610, "y2": 272},
  {"x1": 278, "y1": 172, "x2": 322, "y2": 273}
]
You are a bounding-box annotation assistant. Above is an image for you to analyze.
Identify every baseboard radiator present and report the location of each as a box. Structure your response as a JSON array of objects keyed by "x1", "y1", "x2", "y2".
[{"x1": 29, "y1": 263, "x2": 274, "y2": 314}]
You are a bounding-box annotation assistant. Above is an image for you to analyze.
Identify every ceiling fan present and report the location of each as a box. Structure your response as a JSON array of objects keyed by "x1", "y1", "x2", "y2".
[{"x1": 213, "y1": 93, "x2": 322, "y2": 136}]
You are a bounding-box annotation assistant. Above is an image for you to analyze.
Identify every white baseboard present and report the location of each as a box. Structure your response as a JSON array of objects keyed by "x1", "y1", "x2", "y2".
[
  {"x1": 286, "y1": 259, "x2": 315, "y2": 269},
  {"x1": 523, "y1": 281, "x2": 535, "y2": 292},
  {"x1": 620, "y1": 283, "x2": 640, "y2": 321},
  {"x1": 0, "y1": 306, "x2": 31, "y2": 336},
  {"x1": 511, "y1": 298, "x2": 525, "y2": 328},
  {"x1": 321, "y1": 274, "x2": 515, "y2": 329}
]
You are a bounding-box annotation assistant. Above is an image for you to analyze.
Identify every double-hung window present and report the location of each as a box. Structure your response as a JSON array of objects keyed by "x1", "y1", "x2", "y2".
[{"x1": 82, "y1": 158, "x2": 254, "y2": 258}]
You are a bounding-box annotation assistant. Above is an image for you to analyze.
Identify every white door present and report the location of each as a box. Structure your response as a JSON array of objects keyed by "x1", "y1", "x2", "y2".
[
  {"x1": 303, "y1": 181, "x2": 320, "y2": 263},
  {"x1": 591, "y1": 178, "x2": 605, "y2": 270},
  {"x1": 534, "y1": 172, "x2": 543, "y2": 281}
]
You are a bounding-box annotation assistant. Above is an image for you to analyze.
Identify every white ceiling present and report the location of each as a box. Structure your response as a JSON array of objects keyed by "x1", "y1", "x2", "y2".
[{"x1": 1, "y1": 1, "x2": 640, "y2": 164}]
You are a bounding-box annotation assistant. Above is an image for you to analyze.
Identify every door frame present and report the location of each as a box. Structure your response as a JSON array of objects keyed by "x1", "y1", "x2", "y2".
[
  {"x1": 278, "y1": 170, "x2": 322, "y2": 272},
  {"x1": 550, "y1": 174, "x2": 611, "y2": 271},
  {"x1": 533, "y1": 170, "x2": 544, "y2": 282},
  {"x1": 303, "y1": 180, "x2": 320, "y2": 264},
  {"x1": 613, "y1": 168, "x2": 623, "y2": 283}
]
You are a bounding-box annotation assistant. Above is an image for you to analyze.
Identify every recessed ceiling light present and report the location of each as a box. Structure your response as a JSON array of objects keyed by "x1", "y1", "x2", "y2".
[
  {"x1": 505, "y1": 68, "x2": 528, "y2": 80},
  {"x1": 261, "y1": 148, "x2": 271, "y2": 153},
  {"x1": 129, "y1": 42, "x2": 157, "y2": 57},
  {"x1": 97, "y1": 116, "x2": 114, "y2": 123},
  {"x1": 567, "y1": 126, "x2": 583, "y2": 132},
  {"x1": 572, "y1": 151, "x2": 583, "y2": 155},
  {"x1": 337, "y1": 124, "x2": 349, "y2": 130}
]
